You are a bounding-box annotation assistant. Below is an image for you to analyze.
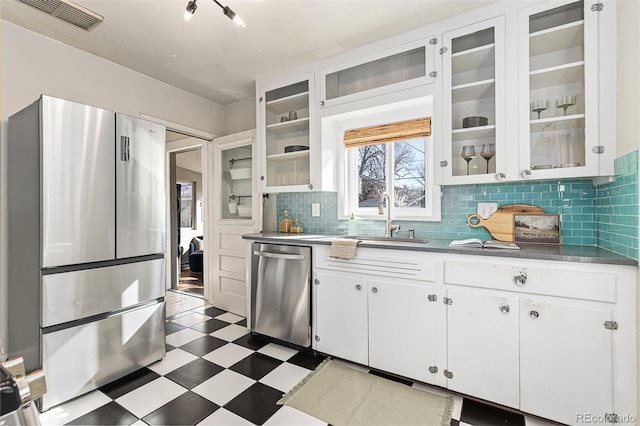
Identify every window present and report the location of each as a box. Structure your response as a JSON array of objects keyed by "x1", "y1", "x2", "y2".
[
  {"x1": 179, "y1": 182, "x2": 195, "y2": 228},
  {"x1": 343, "y1": 115, "x2": 439, "y2": 221},
  {"x1": 355, "y1": 138, "x2": 426, "y2": 210}
]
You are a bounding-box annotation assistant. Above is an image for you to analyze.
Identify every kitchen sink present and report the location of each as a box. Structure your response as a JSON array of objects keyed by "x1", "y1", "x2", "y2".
[{"x1": 344, "y1": 236, "x2": 431, "y2": 245}]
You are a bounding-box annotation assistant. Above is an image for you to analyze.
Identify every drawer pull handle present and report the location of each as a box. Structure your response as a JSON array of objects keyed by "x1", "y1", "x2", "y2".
[
  {"x1": 372, "y1": 287, "x2": 378, "y2": 293},
  {"x1": 530, "y1": 310, "x2": 540, "y2": 319},
  {"x1": 500, "y1": 305, "x2": 510, "y2": 314},
  {"x1": 514, "y1": 272, "x2": 527, "y2": 286}
]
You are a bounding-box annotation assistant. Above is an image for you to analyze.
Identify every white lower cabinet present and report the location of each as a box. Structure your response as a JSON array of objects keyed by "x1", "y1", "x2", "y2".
[
  {"x1": 313, "y1": 246, "x2": 636, "y2": 425},
  {"x1": 314, "y1": 271, "x2": 368, "y2": 365},
  {"x1": 445, "y1": 290, "x2": 519, "y2": 409},
  {"x1": 520, "y1": 300, "x2": 613, "y2": 424},
  {"x1": 314, "y1": 270, "x2": 436, "y2": 383},
  {"x1": 368, "y1": 279, "x2": 435, "y2": 383}
]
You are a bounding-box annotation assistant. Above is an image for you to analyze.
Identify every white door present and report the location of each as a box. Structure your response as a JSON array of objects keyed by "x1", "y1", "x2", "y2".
[
  {"x1": 314, "y1": 271, "x2": 368, "y2": 365},
  {"x1": 520, "y1": 300, "x2": 613, "y2": 424},
  {"x1": 446, "y1": 289, "x2": 519, "y2": 408},
  {"x1": 368, "y1": 279, "x2": 436, "y2": 383},
  {"x1": 210, "y1": 130, "x2": 258, "y2": 316}
]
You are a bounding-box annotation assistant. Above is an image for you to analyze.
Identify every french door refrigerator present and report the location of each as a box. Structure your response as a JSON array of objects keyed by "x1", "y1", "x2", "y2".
[{"x1": 7, "y1": 95, "x2": 166, "y2": 410}]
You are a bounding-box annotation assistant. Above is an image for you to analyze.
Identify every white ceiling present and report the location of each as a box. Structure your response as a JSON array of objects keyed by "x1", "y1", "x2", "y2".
[
  {"x1": 2, "y1": 0, "x2": 495, "y2": 106},
  {"x1": 175, "y1": 148, "x2": 203, "y2": 173}
]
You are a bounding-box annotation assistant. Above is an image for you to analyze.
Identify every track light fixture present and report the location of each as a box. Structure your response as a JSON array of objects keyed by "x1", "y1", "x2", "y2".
[{"x1": 183, "y1": 0, "x2": 245, "y2": 27}]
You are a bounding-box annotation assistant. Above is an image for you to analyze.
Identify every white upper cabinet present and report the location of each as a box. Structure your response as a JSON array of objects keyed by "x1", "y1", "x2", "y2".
[
  {"x1": 257, "y1": 74, "x2": 315, "y2": 193},
  {"x1": 320, "y1": 39, "x2": 435, "y2": 108},
  {"x1": 440, "y1": 16, "x2": 507, "y2": 184},
  {"x1": 517, "y1": 0, "x2": 605, "y2": 180}
]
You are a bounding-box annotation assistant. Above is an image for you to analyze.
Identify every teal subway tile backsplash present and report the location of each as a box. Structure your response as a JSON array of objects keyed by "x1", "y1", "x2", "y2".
[
  {"x1": 596, "y1": 151, "x2": 638, "y2": 259},
  {"x1": 275, "y1": 151, "x2": 638, "y2": 260}
]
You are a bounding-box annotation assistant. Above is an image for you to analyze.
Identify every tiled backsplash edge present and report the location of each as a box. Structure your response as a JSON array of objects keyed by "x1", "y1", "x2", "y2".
[
  {"x1": 595, "y1": 151, "x2": 639, "y2": 259},
  {"x1": 276, "y1": 151, "x2": 638, "y2": 259}
]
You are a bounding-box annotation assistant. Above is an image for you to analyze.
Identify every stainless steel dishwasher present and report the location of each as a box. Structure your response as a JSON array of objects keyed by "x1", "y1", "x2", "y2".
[{"x1": 250, "y1": 243, "x2": 311, "y2": 347}]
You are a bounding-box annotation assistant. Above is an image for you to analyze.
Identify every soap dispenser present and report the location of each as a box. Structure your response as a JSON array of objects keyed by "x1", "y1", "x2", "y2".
[{"x1": 348, "y1": 213, "x2": 358, "y2": 236}]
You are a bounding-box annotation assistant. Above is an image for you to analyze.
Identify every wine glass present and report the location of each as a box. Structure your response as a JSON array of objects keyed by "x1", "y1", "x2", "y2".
[
  {"x1": 461, "y1": 145, "x2": 476, "y2": 175},
  {"x1": 480, "y1": 143, "x2": 496, "y2": 173},
  {"x1": 530, "y1": 100, "x2": 549, "y2": 120},
  {"x1": 555, "y1": 95, "x2": 576, "y2": 116}
]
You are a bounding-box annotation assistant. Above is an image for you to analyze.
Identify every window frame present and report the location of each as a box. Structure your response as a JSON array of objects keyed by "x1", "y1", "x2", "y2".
[
  {"x1": 345, "y1": 135, "x2": 439, "y2": 221},
  {"x1": 178, "y1": 181, "x2": 196, "y2": 229}
]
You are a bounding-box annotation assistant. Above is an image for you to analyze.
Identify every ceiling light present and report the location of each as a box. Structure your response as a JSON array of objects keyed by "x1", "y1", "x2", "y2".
[
  {"x1": 184, "y1": 0, "x2": 197, "y2": 22},
  {"x1": 183, "y1": 0, "x2": 245, "y2": 27}
]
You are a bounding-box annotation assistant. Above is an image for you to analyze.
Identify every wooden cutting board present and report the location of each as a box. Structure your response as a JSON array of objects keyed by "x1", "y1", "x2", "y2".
[{"x1": 467, "y1": 204, "x2": 545, "y2": 242}]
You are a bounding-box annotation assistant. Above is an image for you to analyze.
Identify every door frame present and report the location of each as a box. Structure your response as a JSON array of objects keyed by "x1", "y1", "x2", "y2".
[{"x1": 140, "y1": 114, "x2": 214, "y2": 298}]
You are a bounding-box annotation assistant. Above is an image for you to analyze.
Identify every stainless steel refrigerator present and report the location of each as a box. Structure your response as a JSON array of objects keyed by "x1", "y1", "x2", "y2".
[{"x1": 7, "y1": 95, "x2": 167, "y2": 410}]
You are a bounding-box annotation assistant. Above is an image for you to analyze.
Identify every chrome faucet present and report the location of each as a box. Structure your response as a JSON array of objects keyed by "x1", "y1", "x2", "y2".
[{"x1": 378, "y1": 191, "x2": 400, "y2": 238}]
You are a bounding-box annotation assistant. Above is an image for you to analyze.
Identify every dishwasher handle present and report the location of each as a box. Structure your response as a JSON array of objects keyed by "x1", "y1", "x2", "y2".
[{"x1": 253, "y1": 250, "x2": 306, "y2": 260}]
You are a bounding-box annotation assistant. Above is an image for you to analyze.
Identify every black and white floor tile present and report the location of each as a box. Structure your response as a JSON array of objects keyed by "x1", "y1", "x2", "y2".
[{"x1": 40, "y1": 292, "x2": 558, "y2": 426}]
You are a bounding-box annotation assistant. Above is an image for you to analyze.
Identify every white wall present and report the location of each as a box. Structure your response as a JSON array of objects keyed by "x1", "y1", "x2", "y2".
[
  {"x1": 616, "y1": 0, "x2": 640, "y2": 156},
  {"x1": 0, "y1": 21, "x2": 225, "y2": 352},
  {"x1": 224, "y1": 98, "x2": 256, "y2": 135}
]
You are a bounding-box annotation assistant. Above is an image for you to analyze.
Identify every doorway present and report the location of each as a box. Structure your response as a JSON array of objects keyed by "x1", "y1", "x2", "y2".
[{"x1": 167, "y1": 131, "x2": 208, "y2": 298}]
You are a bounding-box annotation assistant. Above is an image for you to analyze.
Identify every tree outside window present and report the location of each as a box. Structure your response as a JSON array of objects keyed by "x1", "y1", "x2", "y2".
[{"x1": 356, "y1": 138, "x2": 426, "y2": 210}]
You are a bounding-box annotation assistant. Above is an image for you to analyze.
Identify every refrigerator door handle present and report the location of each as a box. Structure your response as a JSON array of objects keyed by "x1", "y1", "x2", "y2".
[{"x1": 120, "y1": 136, "x2": 130, "y2": 162}]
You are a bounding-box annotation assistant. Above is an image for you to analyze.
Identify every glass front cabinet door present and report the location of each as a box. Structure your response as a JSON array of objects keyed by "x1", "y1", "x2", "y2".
[
  {"x1": 441, "y1": 16, "x2": 506, "y2": 184},
  {"x1": 517, "y1": 0, "x2": 601, "y2": 179},
  {"x1": 258, "y1": 74, "x2": 315, "y2": 193},
  {"x1": 217, "y1": 136, "x2": 255, "y2": 221}
]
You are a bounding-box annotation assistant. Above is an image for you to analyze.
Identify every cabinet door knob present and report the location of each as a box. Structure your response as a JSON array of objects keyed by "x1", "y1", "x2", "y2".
[
  {"x1": 530, "y1": 310, "x2": 540, "y2": 319},
  {"x1": 308, "y1": 183, "x2": 314, "y2": 190},
  {"x1": 500, "y1": 304, "x2": 510, "y2": 314},
  {"x1": 521, "y1": 169, "x2": 532, "y2": 178},
  {"x1": 371, "y1": 287, "x2": 378, "y2": 293},
  {"x1": 355, "y1": 284, "x2": 361, "y2": 290},
  {"x1": 514, "y1": 272, "x2": 527, "y2": 286},
  {"x1": 320, "y1": 100, "x2": 325, "y2": 106},
  {"x1": 495, "y1": 172, "x2": 506, "y2": 181}
]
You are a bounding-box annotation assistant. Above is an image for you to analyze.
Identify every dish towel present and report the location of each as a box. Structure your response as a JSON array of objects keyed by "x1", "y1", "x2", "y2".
[{"x1": 329, "y1": 238, "x2": 359, "y2": 259}]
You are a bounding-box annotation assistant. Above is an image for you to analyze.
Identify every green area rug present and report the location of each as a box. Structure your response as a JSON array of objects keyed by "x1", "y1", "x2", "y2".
[{"x1": 278, "y1": 359, "x2": 453, "y2": 426}]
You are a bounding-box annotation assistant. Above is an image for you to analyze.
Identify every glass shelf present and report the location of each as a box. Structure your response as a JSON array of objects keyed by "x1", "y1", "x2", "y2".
[
  {"x1": 266, "y1": 117, "x2": 310, "y2": 135},
  {"x1": 266, "y1": 92, "x2": 309, "y2": 115},
  {"x1": 452, "y1": 125, "x2": 496, "y2": 143}
]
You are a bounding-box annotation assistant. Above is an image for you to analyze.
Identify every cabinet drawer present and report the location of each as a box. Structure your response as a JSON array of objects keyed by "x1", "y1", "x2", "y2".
[
  {"x1": 314, "y1": 245, "x2": 436, "y2": 282},
  {"x1": 443, "y1": 260, "x2": 616, "y2": 303},
  {"x1": 41, "y1": 301, "x2": 165, "y2": 410},
  {"x1": 42, "y1": 258, "x2": 165, "y2": 327}
]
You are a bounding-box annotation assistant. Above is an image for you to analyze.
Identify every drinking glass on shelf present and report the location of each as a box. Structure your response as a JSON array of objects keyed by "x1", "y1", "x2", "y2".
[
  {"x1": 461, "y1": 145, "x2": 476, "y2": 175},
  {"x1": 530, "y1": 100, "x2": 549, "y2": 120},
  {"x1": 480, "y1": 144, "x2": 496, "y2": 173},
  {"x1": 555, "y1": 95, "x2": 576, "y2": 116}
]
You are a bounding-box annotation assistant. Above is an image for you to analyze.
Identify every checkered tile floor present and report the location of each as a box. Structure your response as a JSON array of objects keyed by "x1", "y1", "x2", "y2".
[{"x1": 39, "y1": 293, "x2": 555, "y2": 426}]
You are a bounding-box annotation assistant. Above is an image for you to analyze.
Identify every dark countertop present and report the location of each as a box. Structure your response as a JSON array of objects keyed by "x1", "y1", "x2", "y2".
[{"x1": 243, "y1": 232, "x2": 638, "y2": 266}]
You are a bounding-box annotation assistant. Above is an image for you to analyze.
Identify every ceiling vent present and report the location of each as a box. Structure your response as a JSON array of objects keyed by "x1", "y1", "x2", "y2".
[{"x1": 17, "y1": 0, "x2": 103, "y2": 31}]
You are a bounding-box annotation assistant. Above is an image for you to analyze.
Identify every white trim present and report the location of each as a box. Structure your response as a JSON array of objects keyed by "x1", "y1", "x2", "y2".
[{"x1": 140, "y1": 113, "x2": 215, "y2": 140}]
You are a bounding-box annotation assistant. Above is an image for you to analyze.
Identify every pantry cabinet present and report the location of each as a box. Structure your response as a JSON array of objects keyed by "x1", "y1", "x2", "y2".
[
  {"x1": 440, "y1": 16, "x2": 506, "y2": 184},
  {"x1": 257, "y1": 74, "x2": 315, "y2": 193}
]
